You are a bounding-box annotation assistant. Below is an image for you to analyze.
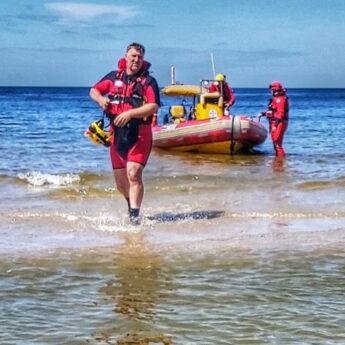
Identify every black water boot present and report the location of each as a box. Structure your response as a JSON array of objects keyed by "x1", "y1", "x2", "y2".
[{"x1": 129, "y1": 208, "x2": 140, "y2": 225}]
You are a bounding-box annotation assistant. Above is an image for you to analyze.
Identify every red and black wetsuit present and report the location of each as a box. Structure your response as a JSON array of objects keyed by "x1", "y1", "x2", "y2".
[
  {"x1": 266, "y1": 92, "x2": 289, "y2": 157},
  {"x1": 208, "y1": 81, "x2": 236, "y2": 108},
  {"x1": 92, "y1": 58, "x2": 160, "y2": 169}
]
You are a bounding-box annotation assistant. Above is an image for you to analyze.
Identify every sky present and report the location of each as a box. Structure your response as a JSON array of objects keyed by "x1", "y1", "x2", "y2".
[{"x1": 1, "y1": 0, "x2": 345, "y2": 88}]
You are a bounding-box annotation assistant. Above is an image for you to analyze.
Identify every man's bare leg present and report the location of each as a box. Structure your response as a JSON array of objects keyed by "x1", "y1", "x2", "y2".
[
  {"x1": 127, "y1": 162, "x2": 144, "y2": 208},
  {"x1": 127, "y1": 161, "x2": 144, "y2": 223},
  {"x1": 114, "y1": 168, "x2": 130, "y2": 210}
]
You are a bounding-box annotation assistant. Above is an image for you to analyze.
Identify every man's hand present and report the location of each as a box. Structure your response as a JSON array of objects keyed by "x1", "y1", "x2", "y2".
[
  {"x1": 89, "y1": 88, "x2": 110, "y2": 110},
  {"x1": 265, "y1": 111, "x2": 273, "y2": 118},
  {"x1": 98, "y1": 96, "x2": 110, "y2": 110},
  {"x1": 113, "y1": 110, "x2": 133, "y2": 127}
]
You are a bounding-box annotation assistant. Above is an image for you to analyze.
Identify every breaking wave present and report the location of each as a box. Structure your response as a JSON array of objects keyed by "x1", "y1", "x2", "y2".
[{"x1": 17, "y1": 171, "x2": 81, "y2": 187}]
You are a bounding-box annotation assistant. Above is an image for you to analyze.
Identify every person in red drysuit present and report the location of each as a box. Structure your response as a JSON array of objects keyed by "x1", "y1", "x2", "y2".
[
  {"x1": 262, "y1": 81, "x2": 289, "y2": 157},
  {"x1": 89, "y1": 43, "x2": 160, "y2": 224},
  {"x1": 208, "y1": 73, "x2": 236, "y2": 115}
]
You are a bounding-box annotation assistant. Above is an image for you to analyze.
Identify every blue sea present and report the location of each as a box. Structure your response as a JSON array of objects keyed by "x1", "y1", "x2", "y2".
[{"x1": 1, "y1": 87, "x2": 345, "y2": 344}]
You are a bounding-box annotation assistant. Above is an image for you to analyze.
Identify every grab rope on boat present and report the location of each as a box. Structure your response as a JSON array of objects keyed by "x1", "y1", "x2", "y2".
[{"x1": 230, "y1": 114, "x2": 236, "y2": 155}]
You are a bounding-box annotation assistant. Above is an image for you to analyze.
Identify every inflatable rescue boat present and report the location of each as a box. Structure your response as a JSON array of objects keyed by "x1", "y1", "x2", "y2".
[{"x1": 152, "y1": 82, "x2": 267, "y2": 154}]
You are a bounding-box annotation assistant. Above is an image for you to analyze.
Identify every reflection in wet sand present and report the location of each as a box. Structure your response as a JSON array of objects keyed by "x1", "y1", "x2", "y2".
[
  {"x1": 116, "y1": 334, "x2": 173, "y2": 345},
  {"x1": 98, "y1": 233, "x2": 173, "y2": 344},
  {"x1": 272, "y1": 156, "x2": 286, "y2": 173}
]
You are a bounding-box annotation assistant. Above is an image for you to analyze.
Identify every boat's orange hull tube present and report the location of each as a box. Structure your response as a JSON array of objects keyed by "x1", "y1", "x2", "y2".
[{"x1": 152, "y1": 116, "x2": 267, "y2": 154}]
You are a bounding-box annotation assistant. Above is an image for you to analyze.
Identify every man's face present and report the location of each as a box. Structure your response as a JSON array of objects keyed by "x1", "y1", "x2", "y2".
[{"x1": 125, "y1": 47, "x2": 144, "y2": 75}]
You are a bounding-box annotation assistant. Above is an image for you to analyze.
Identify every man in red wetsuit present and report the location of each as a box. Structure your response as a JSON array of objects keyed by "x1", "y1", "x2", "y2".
[
  {"x1": 262, "y1": 81, "x2": 289, "y2": 157},
  {"x1": 208, "y1": 73, "x2": 236, "y2": 115},
  {"x1": 90, "y1": 43, "x2": 160, "y2": 224}
]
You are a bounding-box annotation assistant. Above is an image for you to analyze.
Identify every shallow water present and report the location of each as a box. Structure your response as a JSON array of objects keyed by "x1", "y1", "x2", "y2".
[
  {"x1": 1, "y1": 248, "x2": 345, "y2": 344},
  {"x1": 0, "y1": 87, "x2": 345, "y2": 343}
]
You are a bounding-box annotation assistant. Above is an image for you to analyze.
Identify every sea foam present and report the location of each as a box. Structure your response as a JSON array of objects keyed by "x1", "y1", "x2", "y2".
[{"x1": 17, "y1": 171, "x2": 80, "y2": 186}]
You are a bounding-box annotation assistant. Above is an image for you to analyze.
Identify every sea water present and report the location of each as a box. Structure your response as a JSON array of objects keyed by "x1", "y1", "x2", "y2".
[{"x1": 0, "y1": 87, "x2": 345, "y2": 344}]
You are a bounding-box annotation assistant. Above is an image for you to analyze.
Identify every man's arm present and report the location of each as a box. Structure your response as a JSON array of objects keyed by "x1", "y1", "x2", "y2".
[
  {"x1": 89, "y1": 71, "x2": 116, "y2": 110},
  {"x1": 113, "y1": 103, "x2": 158, "y2": 127},
  {"x1": 89, "y1": 88, "x2": 110, "y2": 110},
  {"x1": 225, "y1": 83, "x2": 236, "y2": 107}
]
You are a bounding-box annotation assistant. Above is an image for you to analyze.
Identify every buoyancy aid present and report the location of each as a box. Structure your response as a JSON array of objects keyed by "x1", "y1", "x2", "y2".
[
  {"x1": 268, "y1": 94, "x2": 289, "y2": 122},
  {"x1": 107, "y1": 58, "x2": 152, "y2": 122},
  {"x1": 108, "y1": 58, "x2": 152, "y2": 157}
]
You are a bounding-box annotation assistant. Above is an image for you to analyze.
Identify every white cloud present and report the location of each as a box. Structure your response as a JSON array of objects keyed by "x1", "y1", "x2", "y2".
[{"x1": 45, "y1": 2, "x2": 140, "y2": 22}]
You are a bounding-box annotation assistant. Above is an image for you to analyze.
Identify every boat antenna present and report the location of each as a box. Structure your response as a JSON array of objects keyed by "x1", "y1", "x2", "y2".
[
  {"x1": 210, "y1": 52, "x2": 216, "y2": 79},
  {"x1": 170, "y1": 65, "x2": 176, "y2": 85}
]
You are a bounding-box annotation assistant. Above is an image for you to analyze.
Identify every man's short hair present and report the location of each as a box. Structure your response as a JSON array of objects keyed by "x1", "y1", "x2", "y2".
[{"x1": 126, "y1": 42, "x2": 145, "y2": 55}]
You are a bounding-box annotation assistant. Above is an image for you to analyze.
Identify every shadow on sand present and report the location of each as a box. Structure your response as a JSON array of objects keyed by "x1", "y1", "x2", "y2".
[{"x1": 146, "y1": 210, "x2": 225, "y2": 223}]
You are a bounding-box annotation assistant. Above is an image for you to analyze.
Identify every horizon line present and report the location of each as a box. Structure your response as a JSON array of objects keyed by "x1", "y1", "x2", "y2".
[{"x1": 1, "y1": 85, "x2": 344, "y2": 89}]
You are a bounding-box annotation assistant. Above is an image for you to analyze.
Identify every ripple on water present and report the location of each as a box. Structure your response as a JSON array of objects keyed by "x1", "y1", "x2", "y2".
[{"x1": 1, "y1": 250, "x2": 345, "y2": 344}]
